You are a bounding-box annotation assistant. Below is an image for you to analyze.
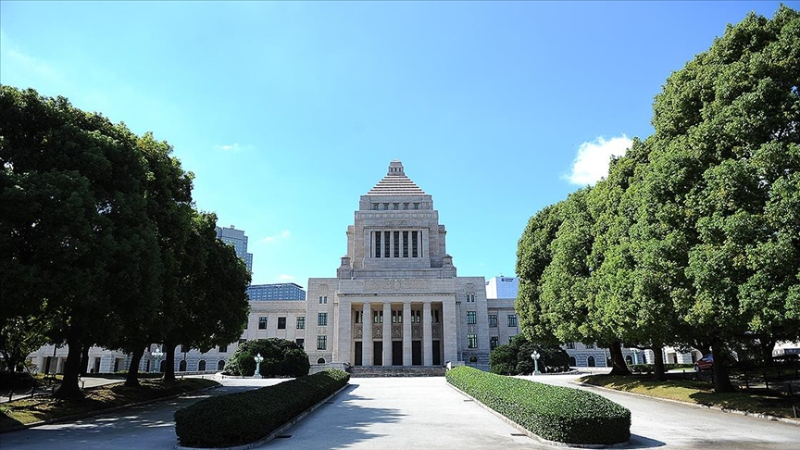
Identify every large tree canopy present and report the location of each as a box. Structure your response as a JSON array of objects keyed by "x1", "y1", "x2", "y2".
[{"x1": 516, "y1": 6, "x2": 800, "y2": 392}]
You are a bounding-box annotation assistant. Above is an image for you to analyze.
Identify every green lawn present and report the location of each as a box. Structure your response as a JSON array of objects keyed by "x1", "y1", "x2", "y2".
[
  {"x1": 1, "y1": 378, "x2": 219, "y2": 432},
  {"x1": 580, "y1": 374, "x2": 799, "y2": 421}
]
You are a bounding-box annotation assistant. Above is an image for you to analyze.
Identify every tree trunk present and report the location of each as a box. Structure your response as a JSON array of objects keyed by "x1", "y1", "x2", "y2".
[
  {"x1": 163, "y1": 342, "x2": 176, "y2": 384},
  {"x1": 608, "y1": 341, "x2": 631, "y2": 375},
  {"x1": 759, "y1": 337, "x2": 776, "y2": 365},
  {"x1": 124, "y1": 347, "x2": 145, "y2": 387},
  {"x1": 79, "y1": 344, "x2": 90, "y2": 377},
  {"x1": 711, "y1": 341, "x2": 736, "y2": 393},
  {"x1": 651, "y1": 344, "x2": 666, "y2": 381},
  {"x1": 54, "y1": 328, "x2": 85, "y2": 399}
]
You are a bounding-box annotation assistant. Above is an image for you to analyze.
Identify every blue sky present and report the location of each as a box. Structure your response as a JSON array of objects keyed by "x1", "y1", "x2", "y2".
[{"x1": 2, "y1": 1, "x2": 794, "y2": 286}]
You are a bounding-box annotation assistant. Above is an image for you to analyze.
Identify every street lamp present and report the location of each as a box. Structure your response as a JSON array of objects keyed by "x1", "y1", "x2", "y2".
[
  {"x1": 152, "y1": 346, "x2": 164, "y2": 373},
  {"x1": 531, "y1": 350, "x2": 541, "y2": 375},
  {"x1": 253, "y1": 353, "x2": 264, "y2": 379}
]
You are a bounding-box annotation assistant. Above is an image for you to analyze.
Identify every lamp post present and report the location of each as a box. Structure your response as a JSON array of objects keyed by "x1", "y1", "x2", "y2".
[
  {"x1": 531, "y1": 350, "x2": 541, "y2": 375},
  {"x1": 253, "y1": 353, "x2": 264, "y2": 379},
  {"x1": 152, "y1": 346, "x2": 164, "y2": 373}
]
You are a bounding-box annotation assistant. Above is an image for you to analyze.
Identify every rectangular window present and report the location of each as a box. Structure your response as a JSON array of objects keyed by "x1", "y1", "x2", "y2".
[
  {"x1": 278, "y1": 317, "x2": 286, "y2": 329},
  {"x1": 318, "y1": 313, "x2": 328, "y2": 327},
  {"x1": 490, "y1": 337, "x2": 498, "y2": 350},
  {"x1": 373, "y1": 310, "x2": 383, "y2": 323},
  {"x1": 317, "y1": 335, "x2": 327, "y2": 350},
  {"x1": 393, "y1": 231, "x2": 399, "y2": 257},
  {"x1": 412, "y1": 231, "x2": 418, "y2": 257},
  {"x1": 258, "y1": 317, "x2": 267, "y2": 330},
  {"x1": 383, "y1": 203, "x2": 389, "y2": 210},
  {"x1": 412, "y1": 310, "x2": 421, "y2": 323},
  {"x1": 354, "y1": 311, "x2": 361, "y2": 324},
  {"x1": 414, "y1": 203, "x2": 419, "y2": 210},
  {"x1": 219, "y1": 345, "x2": 228, "y2": 353},
  {"x1": 384, "y1": 231, "x2": 390, "y2": 258},
  {"x1": 392, "y1": 310, "x2": 402, "y2": 323},
  {"x1": 403, "y1": 231, "x2": 409, "y2": 257},
  {"x1": 319, "y1": 296, "x2": 327, "y2": 304},
  {"x1": 507, "y1": 315, "x2": 518, "y2": 328},
  {"x1": 468, "y1": 334, "x2": 478, "y2": 349},
  {"x1": 375, "y1": 231, "x2": 381, "y2": 258},
  {"x1": 565, "y1": 342, "x2": 575, "y2": 349},
  {"x1": 403, "y1": 203, "x2": 409, "y2": 210},
  {"x1": 433, "y1": 310, "x2": 440, "y2": 323},
  {"x1": 586, "y1": 342, "x2": 595, "y2": 349},
  {"x1": 393, "y1": 203, "x2": 399, "y2": 210},
  {"x1": 296, "y1": 338, "x2": 305, "y2": 347},
  {"x1": 373, "y1": 203, "x2": 379, "y2": 210},
  {"x1": 296, "y1": 316, "x2": 305, "y2": 329},
  {"x1": 466, "y1": 294, "x2": 475, "y2": 303},
  {"x1": 488, "y1": 314, "x2": 498, "y2": 328},
  {"x1": 466, "y1": 311, "x2": 477, "y2": 324}
]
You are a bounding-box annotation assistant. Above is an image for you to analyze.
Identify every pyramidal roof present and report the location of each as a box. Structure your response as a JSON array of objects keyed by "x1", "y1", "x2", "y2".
[{"x1": 366, "y1": 160, "x2": 427, "y2": 196}]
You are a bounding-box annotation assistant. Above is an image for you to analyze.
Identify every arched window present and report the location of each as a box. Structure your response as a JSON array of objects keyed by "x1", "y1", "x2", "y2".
[
  {"x1": 179, "y1": 360, "x2": 187, "y2": 371},
  {"x1": 569, "y1": 356, "x2": 576, "y2": 367},
  {"x1": 587, "y1": 356, "x2": 596, "y2": 367},
  {"x1": 198, "y1": 360, "x2": 206, "y2": 371},
  {"x1": 625, "y1": 355, "x2": 633, "y2": 364},
  {"x1": 218, "y1": 360, "x2": 225, "y2": 371},
  {"x1": 317, "y1": 358, "x2": 326, "y2": 364}
]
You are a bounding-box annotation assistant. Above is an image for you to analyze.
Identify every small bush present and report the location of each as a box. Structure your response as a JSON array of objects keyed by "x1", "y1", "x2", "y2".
[
  {"x1": 174, "y1": 369, "x2": 349, "y2": 448},
  {"x1": 490, "y1": 336, "x2": 571, "y2": 375},
  {"x1": 447, "y1": 366, "x2": 630, "y2": 445},
  {"x1": 224, "y1": 338, "x2": 309, "y2": 377}
]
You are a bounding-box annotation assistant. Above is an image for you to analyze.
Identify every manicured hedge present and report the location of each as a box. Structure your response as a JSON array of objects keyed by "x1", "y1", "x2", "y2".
[
  {"x1": 446, "y1": 366, "x2": 630, "y2": 445},
  {"x1": 174, "y1": 369, "x2": 349, "y2": 448}
]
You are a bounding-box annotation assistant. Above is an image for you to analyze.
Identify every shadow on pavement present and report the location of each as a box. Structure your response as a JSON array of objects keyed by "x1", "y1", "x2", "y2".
[{"x1": 627, "y1": 434, "x2": 667, "y2": 448}]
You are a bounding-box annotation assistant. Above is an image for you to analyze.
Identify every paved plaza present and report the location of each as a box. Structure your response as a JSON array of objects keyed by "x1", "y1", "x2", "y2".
[{"x1": 1, "y1": 374, "x2": 799, "y2": 449}]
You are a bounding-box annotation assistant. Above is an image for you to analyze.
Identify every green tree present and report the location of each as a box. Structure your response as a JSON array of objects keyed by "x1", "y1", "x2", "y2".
[
  {"x1": 0, "y1": 86, "x2": 162, "y2": 398},
  {"x1": 224, "y1": 338, "x2": 309, "y2": 377}
]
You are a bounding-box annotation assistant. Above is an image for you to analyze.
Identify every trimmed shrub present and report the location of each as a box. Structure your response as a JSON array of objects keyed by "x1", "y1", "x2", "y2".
[
  {"x1": 224, "y1": 338, "x2": 309, "y2": 377},
  {"x1": 447, "y1": 366, "x2": 630, "y2": 445},
  {"x1": 175, "y1": 369, "x2": 349, "y2": 448}
]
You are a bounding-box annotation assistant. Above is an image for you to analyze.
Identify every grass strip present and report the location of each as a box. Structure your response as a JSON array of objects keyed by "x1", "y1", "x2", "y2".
[
  {"x1": 580, "y1": 374, "x2": 799, "y2": 420},
  {"x1": 1, "y1": 378, "x2": 219, "y2": 432}
]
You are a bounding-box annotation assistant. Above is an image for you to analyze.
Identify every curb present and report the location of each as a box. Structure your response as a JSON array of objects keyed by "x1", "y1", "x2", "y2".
[
  {"x1": 447, "y1": 383, "x2": 629, "y2": 449},
  {"x1": 1, "y1": 381, "x2": 222, "y2": 434},
  {"x1": 174, "y1": 382, "x2": 352, "y2": 450},
  {"x1": 572, "y1": 380, "x2": 800, "y2": 427}
]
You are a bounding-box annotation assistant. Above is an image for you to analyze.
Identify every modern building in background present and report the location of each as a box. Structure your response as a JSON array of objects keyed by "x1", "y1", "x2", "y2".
[
  {"x1": 216, "y1": 225, "x2": 253, "y2": 276},
  {"x1": 247, "y1": 283, "x2": 307, "y2": 301}
]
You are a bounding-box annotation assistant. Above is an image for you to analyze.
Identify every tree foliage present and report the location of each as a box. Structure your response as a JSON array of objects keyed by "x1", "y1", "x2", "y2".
[
  {"x1": 224, "y1": 338, "x2": 309, "y2": 378},
  {"x1": 515, "y1": 6, "x2": 800, "y2": 392}
]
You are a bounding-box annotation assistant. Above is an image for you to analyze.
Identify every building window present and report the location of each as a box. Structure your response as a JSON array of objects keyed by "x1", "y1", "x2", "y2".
[
  {"x1": 278, "y1": 317, "x2": 286, "y2": 330},
  {"x1": 319, "y1": 296, "x2": 327, "y2": 304},
  {"x1": 317, "y1": 335, "x2": 327, "y2": 350},
  {"x1": 466, "y1": 294, "x2": 475, "y2": 303},
  {"x1": 468, "y1": 334, "x2": 478, "y2": 349},
  {"x1": 412, "y1": 231, "x2": 418, "y2": 257},
  {"x1": 507, "y1": 315, "x2": 518, "y2": 328},
  {"x1": 490, "y1": 337, "x2": 499, "y2": 350},
  {"x1": 565, "y1": 342, "x2": 575, "y2": 349},
  {"x1": 219, "y1": 345, "x2": 228, "y2": 353},
  {"x1": 383, "y1": 203, "x2": 389, "y2": 210},
  {"x1": 375, "y1": 231, "x2": 381, "y2": 258},
  {"x1": 433, "y1": 310, "x2": 440, "y2": 323},
  {"x1": 403, "y1": 203, "x2": 409, "y2": 210},
  {"x1": 488, "y1": 314, "x2": 497, "y2": 328},
  {"x1": 403, "y1": 231, "x2": 409, "y2": 257},
  {"x1": 393, "y1": 231, "x2": 399, "y2": 257},
  {"x1": 373, "y1": 203, "x2": 379, "y2": 210},
  {"x1": 414, "y1": 203, "x2": 419, "y2": 210},
  {"x1": 392, "y1": 310, "x2": 402, "y2": 323},
  {"x1": 296, "y1": 316, "x2": 305, "y2": 329},
  {"x1": 373, "y1": 310, "x2": 383, "y2": 323},
  {"x1": 393, "y1": 203, "x2": 399, "y2": 210},
  {"x1": 586, "y1": 342, "x2": 595, "y2": 349},
  {"x1": 466, "y1": 311, "x2": 477, "y2": 324},
  {"x1": 411, "y1": 310, "x2": 421, "y2": 323},
  {"x1": 318, "y1": 313, "x2": 328, "y2": 326},
  {"x1": 384, "y1": 231, "x2": 390, "y2": 258},
  {"x1": 354, "y1": 311, "x2": 361, "y2": 324},
  {"x1": 509, "y1": 335, "x2": 516, "y2": 344},
  {"x1": 296, "y1": 338, "x2": 305, "y2": 347},
  {"x1": 238, "y1": 339, "x2": 247, "y2": 345},
  {"x1": 198, "y1": 360, "x2": 206, "y2": 371},
  {"x1": 258, "y1": 317, "x2": 268, "y2": 330}
]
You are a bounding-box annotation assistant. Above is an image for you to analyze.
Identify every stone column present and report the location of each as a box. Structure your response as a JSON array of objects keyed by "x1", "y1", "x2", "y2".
[
  {"x1": 443, "y1": 298, "x2": 458, "y2": 363},
  {"x1": 362, "y1": 302, "x2": 373, "y2": 366},
  {"x1": 336, "y1": 301, "x2": 351, "y2": 364},
  {"x1": 403, "y1": 301, "x2": 412, "y2": 366},
  {"x1": 423, "y1": 301, "x2": 433, "y2": 366},
  {"x1": 383, "y1": 302, "x2": 392, "y2": 366}
]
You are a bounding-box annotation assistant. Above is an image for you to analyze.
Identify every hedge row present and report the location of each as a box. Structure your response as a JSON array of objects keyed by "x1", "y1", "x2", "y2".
[
  {"x1": 174, "y1": 369, "x2": 349, "y2": 448},
  {"x1": 446, "y1": 366, "x2": 630, "y2": 445},
  {"x1": 629, "y1": 363, "x2": 694, "y2": 373}
]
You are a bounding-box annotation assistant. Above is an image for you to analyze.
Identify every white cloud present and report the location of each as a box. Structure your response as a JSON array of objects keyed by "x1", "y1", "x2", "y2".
[
  {"x1": 565, "y1": 135, "x2": 632, "y2": 185},
  {"x1": 1, "y1": 29, "x2": 64, "y2": 87},
  {"x1": 277, "y1": 274, "x2": 295, "y2": 281},
  {"x1": 216, "y1": 143, "x2": 242, "y2": 152},
  {"x1": 261, "y1": 230, "x2": 291, "y2": 243}
]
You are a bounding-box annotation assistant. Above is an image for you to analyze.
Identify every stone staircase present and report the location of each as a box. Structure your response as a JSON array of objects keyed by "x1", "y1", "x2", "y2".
[{"x1": 349, "y1": 366, "x2": 446, "y2": 377}]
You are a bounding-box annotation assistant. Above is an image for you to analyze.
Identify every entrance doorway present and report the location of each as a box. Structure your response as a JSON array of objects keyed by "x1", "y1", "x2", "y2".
[
  {"x1": 392, "y1": 341, "x2": 403, "y2": 365},
  {"x1": 373, "y1": 342, "x2": 383, "y2": 366},
  {"x1": 412, "y1": 341, "x2": 422, "y2": 366},
  {"x1": 432, "y1": 341, "x2": 441, "y2": 365},
  {"x1": 354, "y1": 342, "x2": 363, "y2": 366}
]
